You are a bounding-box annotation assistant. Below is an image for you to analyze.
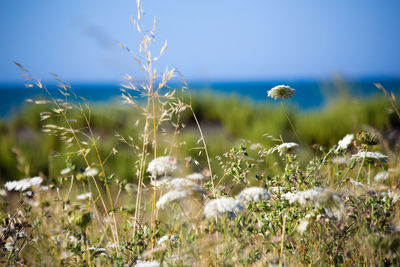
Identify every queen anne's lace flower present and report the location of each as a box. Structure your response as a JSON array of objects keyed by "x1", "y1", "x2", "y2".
[
  {"x1": 331, "y1": 156, "x2": 349, "y2": 165},
  {"x1": 156, "y1": 190, "x2": 191, "y2": 209},
  {"x1": 336, "y1": 134, "x2": 354, "y2": 152},
  {"x1": 134, "y1": 260, "x2": 160, "y2": 267},
  {"x1": 77, "y1": 192, "x2": 92, "y2": 200},
  {"x1": 203, "y1": 197, "x2": 244, "y2": 219},
  {"x1": 267, "y1": 85, "x2": 295, "y2": 100},
  {"x1": 273, "y1": 142, "x2": 299, "y2": 156},
  {"x1": 351, "y1": 151, "x2": 388, "y2": 163},
  {"x1": 157, "y1": 235, "x2": 178, "y2": 246},
  {"x1": 382, "y1": 189, "x2": 400, "y2": 203},
  {"x1": 237, "y1": 187, "x2": 270, "y2": 206},
  {"x1": 5, "y1": 176, "x2": 43, "y2": 192},
  {"x1": 60, "y1": 167, "x2": 72, "y2": 175},
  {"x1": 151, "y1": 178, "x2": 204, "y2": 192},
  {"x1": 83, "y1": 167, "x2": 99, "y2": 177},
  {"x1": 283, "y1": 187, "x2": 344, "y2": 219},
  {"x1": 186, "y1": 173, "x2": 205, "y2": 180},
  {"x1": 374, "y1": 171, "x2": 389, "y2": 182},
  {"x1": 147, "y1": 156, "x2": 181, "y2": 177},
  {"x1": 296, "y1": 219, "x2": 309, "y2": 234},
  {"x1": 0, "y1": 189, "x2": 6, "y2": 197}
]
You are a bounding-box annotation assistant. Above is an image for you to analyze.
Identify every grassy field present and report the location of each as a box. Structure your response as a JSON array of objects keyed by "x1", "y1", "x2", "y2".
[
  {"x1": 1, "y1": 1, "x2": 400, "y2": 265},
  {"x1": 0, "y1": 91, "x2": 396, "y2": 182},
  {"x1": 1, "y1": 86, "x2": 400, "y2": 266}
]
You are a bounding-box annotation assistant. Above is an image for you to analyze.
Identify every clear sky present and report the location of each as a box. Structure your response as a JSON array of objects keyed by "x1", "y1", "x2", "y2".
[{"x1": 1, "y1": 0, "x2": 399, "y2": 83}]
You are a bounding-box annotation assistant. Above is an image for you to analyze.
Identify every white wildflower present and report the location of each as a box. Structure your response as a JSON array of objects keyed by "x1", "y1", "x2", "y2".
[
  {"x1": 282, "y1": 192, "x2": 297, "y2": 202},
  {"x1": 269, "y1": 186, "x2": 284, "y2": 194},
  {"x1": 84, "y1": 167, "x2": 99, "y2": 177},
  {"x1": 274, "y1": 142, "x2": 299, "y2": 156},
  {"x1": 203, "y1": 197, "x2": 244, "y2": 219},
  {"x1": 237, "y1": 187, "x2": 270, "y2": 206},
  {"x1": 168, "y1": 178, "x2": 204, "y2": 191},
  {"x1": 331, "y1": 156, "x2": 349, "y2": 165},
  {"x1": 39, "y1": 185, "x2": 50, "y2": 191},
  {"x1": 284, "y1": 188, "x2": 324, "y2": 206},
  {"x1": 157, "y1": 235, "x2": 178, "y2": 246},
  {"x1": 186, "y1": 172, "x2": 205, "y2": 180},
  {"x1": 134, "y1": 260, "x2": 160, "y2": 267},
  {"x1": 267, "y1": 85, "x2": 296, "y2": 100},
  {"x1": 296, "y1": 219, "x2": 309, "y2": 234},
  {"x1": 0, "y1": 189, "x2": 6, "y2": 197},
  {"x1": 30, "y1": 176, "x2": 43, "y2": 186},
  {"x1": 250, "y1": 143, "x2": 263, "y2": 150},
  {"x1": 336, "y1": 134, "x2": 354, "y2": 152},
  {"x1": 77, "y1": 192, "x2": 92, "y2": 200},
  {"x1": 60, "y1": 167, "x2": 72, "y2": 175},
  {"x1": 382, "y1": 190, "x2": 400, "y2": 203},
  {"x1": 305, "y1": 213, "x2": 314, "y2": 219},
  {"x1": 147, "y1": 156, "x2": 181, "y2": 177},
  {"x1": 156, "y1": 190, "x2": 191, "y2": 209},
  {"x1": 349, "y1": 178, "x2": 368, "y2": 188},
  {"x1": 351, "y1": 151, "x2": 388, "y2": 163},
  {"x1": 150, "y1": 176, "x2": 172, "y2": 187},
  {"x1": 5, "y1": 176, "x2": 43, "y2": 192},
  {"x1": 4, "y1": 242, "x2": 14, "y2": 252},
  {"x1": 152, "y1": 178, "x2": 204, "y2": 192},
  {"x1": 374, "y1": 171, "x2": 389, "y2": 182},
  {"x1": 285, "y1": 188, "x2": 344, "y2": 219}
]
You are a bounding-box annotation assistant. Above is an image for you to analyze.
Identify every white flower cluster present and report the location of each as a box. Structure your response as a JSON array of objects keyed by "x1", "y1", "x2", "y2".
[
  {"x1": 5, "y1": 176, "x2": 43, "y2": 192},
  {"x1": 267, "y1": 85, "x2": 296, "y2": 100},
  {"x1": 349, "y1": 178, "x2": 368, "y2": 188},
  {"x1": 157, "y1": 235, "x2": 178, "y2": 246},
  {"x1": 156, "y1": 190, "x2": 191, "y2": 209},
  {"x1": 237, "y1": 187, "x2": 270, "y2": 206},
  {"x1": 274, "y1": 142, "x2": 299, "y2": 156},
  {"x1": 204, "y1": 187, "x2": 270, "y2": 218},
  {"x1": 76, "y1": 192, "x2": 92, "y2": 200},
  {"x1": 351, "y1": 151, "x2": 388, "y2": 163},
  {"x1": 382, "y1": 189, "x2": 400, "y2": 203},
  {"x1": 296, "y1": 219, "x2": 309, "y2": 235},
  {"x1": 152, "y1": 178, "x2": 203, "y2": 192},
  {"x1": 147, "y1": 156, "x2": 181, "y2": 177},
  {"x1": 0, "y1": 189, "x2": 6, "y2": 197},
  {"x1": 374, "y1": 171, "x2": 389, "y2": 182},
  {"x1": 149, "y1": 156, "x2": 206, "y2": 210},
  {"x1": 283, "y1": 187, "x2": 344, "y2": 219},
  {"x1": 331, "y1": 156, "x2": 349, "y2": 165},
  {"x1": 155, "y1": 178, "x2": 205, "y2": 209},
  {"x1": 134, "y1": 260, "x2": 160, "y2": 267},
  {"x1": 336, "y1": 134, "x2": 354, "y2": 152},
  {"x1": 185, "y1": 172, "x2": 205, "y2": 180},
  {"x1": 203, "y1": 197, "x2": 244, "y2": 219},
  {"x1": 60, "y1": 167, "x2": 72, "y2": 175},
  {"x1": 84, "y1": 167, "x2": 99, "y2": 177}
]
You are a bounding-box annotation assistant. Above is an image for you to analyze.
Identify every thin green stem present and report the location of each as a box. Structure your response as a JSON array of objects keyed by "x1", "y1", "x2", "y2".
[
  {"x1": 356, "y1": 150, "x2": 367, "y2": 182},
  {"x1": 280, "y1": 100, "x2": 309, "y2": 156}
]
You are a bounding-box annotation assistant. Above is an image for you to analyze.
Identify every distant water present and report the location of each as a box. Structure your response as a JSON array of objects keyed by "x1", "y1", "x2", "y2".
[{"x1": 1, "y1": 79, "x2": 399, "y2": 117}]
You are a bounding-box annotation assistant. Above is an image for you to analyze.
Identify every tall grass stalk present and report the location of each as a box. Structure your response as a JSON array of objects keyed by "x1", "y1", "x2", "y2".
[
  {"x1": 375, "y1": 83, "x2": 400, "y2": 120},
  {"x1": 14, "y1": 69, "x2": 121, "y2": 247}
]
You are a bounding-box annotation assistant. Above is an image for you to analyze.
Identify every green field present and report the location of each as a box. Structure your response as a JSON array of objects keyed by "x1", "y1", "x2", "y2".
[{"x1": 1, "y1": 86, "x2": 400, "y2": 265}]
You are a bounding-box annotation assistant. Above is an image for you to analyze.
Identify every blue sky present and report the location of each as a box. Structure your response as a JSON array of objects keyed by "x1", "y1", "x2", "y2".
[{"x1": 1, "y1": 0, "x2": 399, "y2": 83}]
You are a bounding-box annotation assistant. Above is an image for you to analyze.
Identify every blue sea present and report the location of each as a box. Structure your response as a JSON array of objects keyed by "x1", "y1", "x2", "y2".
[{"x1": 0, "y1": 79, "x2": 399, "y2": 117}]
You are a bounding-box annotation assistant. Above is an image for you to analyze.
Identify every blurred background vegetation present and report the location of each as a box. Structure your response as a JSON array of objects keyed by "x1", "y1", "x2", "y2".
[{"x1": 0, "y1": 88, "x2": 398, "y2": 183}]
